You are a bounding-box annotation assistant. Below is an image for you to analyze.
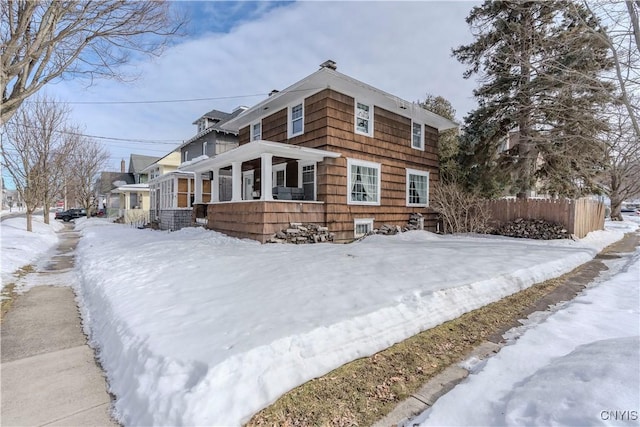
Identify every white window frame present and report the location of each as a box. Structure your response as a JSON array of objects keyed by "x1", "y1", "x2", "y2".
[
  {"x1": 251, "y1": 120, "x2": 262, "y2": 141},
  {"x1": 347, "y1": 158, "x2": 381, "y2": 206},
  {"x1": 273, "y1": 163, "x2": 287, "y2": 187},
  {"x1": 411, "y1": 121, "x2": 425, "y2": 150},
  {"x1": 183, "y1": 150, "x2": 189, "y2": 163},
  {"x1": 406, "y1": 168, "x2": 430, "y2": 207},
  {"x1": 288, "y1": 102, "x2": 304, "y2": 138},
  {"x1": 202, "y1": 141, "x2": 208, "y2": 156},
  {"x1": 354, "y1": 218, "x2": 374, "y2": 238},
  {"x1": 355, "y1": 100, "x2": 374, "y2": 137}
]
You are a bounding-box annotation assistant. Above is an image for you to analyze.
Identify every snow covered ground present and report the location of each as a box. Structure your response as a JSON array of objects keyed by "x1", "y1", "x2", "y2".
[
  {"x1": 1, "y1": 213, "x2": 63, "y2": 289},
  {"x1": 414, "y1": 245, "x2": 640, "y2": 426},
  {"x1": 67, "y1": 217, "x2": 638, "y2": 426},
  {"x1": 1, "y1": 214, "x2": 636, "y2": 425}
]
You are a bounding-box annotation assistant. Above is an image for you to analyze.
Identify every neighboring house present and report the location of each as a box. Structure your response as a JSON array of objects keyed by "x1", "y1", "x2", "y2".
[
  {"x1": 179, "y1": 107, "x2": 245, "y2": 163},
  {"x1": 181, "y1": 60, "x2": 458, "y2": 242},
  {"x1": 95, "y1": 154, "x2": 158, "y2": 220},
  {"x1": 148, "y1": 109, "x2": 242, "y2": 231}
]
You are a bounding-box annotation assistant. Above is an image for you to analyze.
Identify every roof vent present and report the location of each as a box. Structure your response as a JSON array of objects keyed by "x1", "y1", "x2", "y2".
[
  {"x1": 268, "y1": 89, "x2": 279, "y2": 97},
  {"x1": 320, "y1": 60, "x2": 337, "y2": 70}
]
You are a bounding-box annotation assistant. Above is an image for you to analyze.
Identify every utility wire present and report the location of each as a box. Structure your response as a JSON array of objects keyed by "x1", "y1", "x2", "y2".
[
  {"x1": 5, "y1": 122, "x2": 183, "y2": 145},
  {"x1": 23, "y1": 88, "x2": 319, "y2": 105}
]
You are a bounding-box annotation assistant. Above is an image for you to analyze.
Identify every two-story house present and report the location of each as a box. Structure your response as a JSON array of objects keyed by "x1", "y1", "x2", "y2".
[
  {"x1": 148, "y1": 107, "x2": 244, "y2": 230},
  {"x1": 181, "y1": 60, "x2": 458, "y2": 242}
]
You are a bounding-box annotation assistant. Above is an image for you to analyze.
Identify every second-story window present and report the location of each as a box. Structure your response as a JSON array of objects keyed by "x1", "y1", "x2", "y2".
[
  {"x1": 355, "y1": 101, "x2": 373, "y2": 136},
  {"x1": 289, "y1": 103, "x2": 304, "y2": 138},
  {"x1": 251, "y1": 121, "x2": 262, "y2": 141},
  {"x1": 412, "y1": 122, "x2": 424, "y2": 150}
]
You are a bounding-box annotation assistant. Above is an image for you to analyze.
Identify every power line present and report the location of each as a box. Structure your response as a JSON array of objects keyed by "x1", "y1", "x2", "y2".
[
  {"x1": 5, "y1": 122, "x2": 183, "y2": 145},
  {"x1": 24, "y1": 88, "x2": 318, "y2": 105}
]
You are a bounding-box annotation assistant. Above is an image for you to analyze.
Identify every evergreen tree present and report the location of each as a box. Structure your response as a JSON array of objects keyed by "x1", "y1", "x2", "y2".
[
  {"x1": 419, "y1": 94, "x2": 460, "y2": 184},
  {"x1": 454, "y1": 0, "x2": 613, "y2": 198}
]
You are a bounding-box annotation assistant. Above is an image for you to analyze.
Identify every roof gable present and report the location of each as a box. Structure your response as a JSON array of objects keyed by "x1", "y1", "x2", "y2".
[{"x1": 128, "y1": 154, "x2": 160, "y2": 174}]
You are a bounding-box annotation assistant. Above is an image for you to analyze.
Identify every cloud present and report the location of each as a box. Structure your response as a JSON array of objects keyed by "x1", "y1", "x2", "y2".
[{"x1": 44, "y1": 1, "x2": 480, "y2": 170}]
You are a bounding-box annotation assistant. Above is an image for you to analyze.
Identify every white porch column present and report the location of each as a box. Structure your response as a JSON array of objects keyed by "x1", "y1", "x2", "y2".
[
  {"x1": 194, "y1": 174, "x2": 203, "y2": 204},
  {"x1": 231, "y1": 161, "x2": 242, "y2": 202},
  {"x1": 260, "y1": 153, "x2": 273, "y2": 201},
  {"x1": 211, "y1": 168, "x2": 220, "y2": 203}
]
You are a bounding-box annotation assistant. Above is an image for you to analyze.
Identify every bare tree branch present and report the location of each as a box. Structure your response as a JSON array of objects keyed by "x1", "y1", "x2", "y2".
[{"x1": 1, "y1": 1, "x2": 184, "y2": 124}]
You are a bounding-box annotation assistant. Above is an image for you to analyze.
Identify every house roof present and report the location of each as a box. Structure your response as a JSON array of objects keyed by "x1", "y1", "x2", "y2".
[
  {"x1": 192, "y1": 109, "x2": 234, "y2": 125},
  {"x1": 96, "y1": 172, "x2": 135, "y2": 193},
  {"x1": 222, "y1": 66, "x2": 459, "y2": 132},
  {"x1": 178, "y1": 107, "x2": 246, "y2": 151},
  {"x1": 128, "y1": 154, "x2": 160, "y2": 174},
  {"x1": 180, "y1": 140, "x2": 341, "y2": 173}
]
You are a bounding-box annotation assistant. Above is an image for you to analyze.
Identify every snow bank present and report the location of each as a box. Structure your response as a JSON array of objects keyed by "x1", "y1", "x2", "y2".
[
  {"x1": 1, "y1": 214, "x2": 64, "y2": 288},
  {"x1": 415, "y1": 248, "x2": 640, "y2": 426},
  {"x1": 72, "y1": 219, "x2": 635, "y2": 425}
]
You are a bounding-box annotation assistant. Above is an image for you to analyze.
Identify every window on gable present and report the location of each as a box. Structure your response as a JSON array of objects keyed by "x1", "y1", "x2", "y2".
[
  {"x1": 251, "y1": 121, "x2": 262, "y2": 141},
  {"x1": 412, "y1": 122, "x2": 424, "y2": 150},
  {"x1": 289, "y1": 103, "x2": 304, "y2": 137},
  {"x1": 347, "y1": 158, "x2": 380, "y2": 205},
  {"x1": 355, "y1": 101, "x2": 373, "y2": 136},
  {"x1": 406, "y1": 168, "x2": 429, "y2": 207}
]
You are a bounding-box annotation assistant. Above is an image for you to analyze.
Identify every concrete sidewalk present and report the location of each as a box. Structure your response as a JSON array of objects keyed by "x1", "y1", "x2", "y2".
[{"x1": 1, "y1": 223, "x2": 118, "y2": 426}]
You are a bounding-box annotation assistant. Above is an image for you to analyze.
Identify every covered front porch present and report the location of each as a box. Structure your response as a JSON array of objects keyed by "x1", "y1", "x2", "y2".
[{"x1": 181, "y1": 140, "x2": 341, "y2": 241}]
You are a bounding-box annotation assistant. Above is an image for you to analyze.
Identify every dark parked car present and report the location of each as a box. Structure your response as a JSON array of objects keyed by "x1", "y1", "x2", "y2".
[{"x1": 55, "y1": 208, "x2": 86, "y2": 222}]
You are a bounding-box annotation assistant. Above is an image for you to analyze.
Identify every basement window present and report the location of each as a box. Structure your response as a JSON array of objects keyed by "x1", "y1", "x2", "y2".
[{"x1": 354, "y1": 218, "x2": 374, "y2": 238}]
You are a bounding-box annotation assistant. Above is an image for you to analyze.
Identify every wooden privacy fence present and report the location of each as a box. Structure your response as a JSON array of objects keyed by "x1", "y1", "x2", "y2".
[{"x1": 486, "y1": 198, "x2": 605, "y2": 238}]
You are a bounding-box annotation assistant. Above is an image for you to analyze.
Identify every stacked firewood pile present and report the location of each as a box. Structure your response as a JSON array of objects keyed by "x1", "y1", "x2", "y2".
[
  {"x1": 491, "y1": 218, "x2": 573, "y2": 240},
  {"x1": 267, "y1": 223, "x2": 335, "y2": 244}
]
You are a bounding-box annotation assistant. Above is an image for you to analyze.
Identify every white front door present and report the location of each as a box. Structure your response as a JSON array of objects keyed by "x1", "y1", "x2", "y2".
[{"x1": 243, "y1": 170, "x2": 254, "y2": 200}]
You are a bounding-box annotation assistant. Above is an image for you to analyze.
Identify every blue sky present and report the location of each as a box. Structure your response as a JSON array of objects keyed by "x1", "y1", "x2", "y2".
[{"x1": 4, "y1": 1, "x2": 481, "y2": 189}]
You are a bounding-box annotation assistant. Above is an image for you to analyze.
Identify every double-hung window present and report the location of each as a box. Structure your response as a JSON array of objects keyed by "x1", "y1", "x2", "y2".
[
  {"x1": 251, "y1": 121, "x2": 262, "y2": 141},
  {"x1": 301, "y1": 164, "x2": 315, "y2": 200},
  {"x1": 347, "y1": 158, "x2": 381, "y2": 205},
  {"x1": 412, "y1": 122, "x2": 424, "y2": 150},
  {"x1": 288, "y1": 103, "x2": 304, "y2": 138},
  {"x1": 406, "y1": 168, "x2": 429, "y2": 207},
  {"x1": 355, "y1": 101, "x2": 374, "y2": 136}
]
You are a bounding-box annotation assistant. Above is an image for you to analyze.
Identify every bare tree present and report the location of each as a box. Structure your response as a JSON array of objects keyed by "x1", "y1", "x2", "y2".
[
  {"x1": 0, "y1": 94, "x2": 77, "y2": 231},
  {"x1": 1, "y1": 1, "x2": 183, "y2": 124},
  {"x1": 67, "y1": 137, "x2": 109, "y2": 215},
  {"x1": 578, "y1": 1, "x2": 640, "y2": 217},
  {"x1": 580, "y1": 1, "x2": 640, "y2": 140},
  {"x1": 602, "y1": 104, "x2": 640, "y2": 220}
]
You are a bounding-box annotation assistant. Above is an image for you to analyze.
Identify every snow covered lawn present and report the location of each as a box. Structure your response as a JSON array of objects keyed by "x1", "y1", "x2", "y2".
[
  {"x1": 415, "y1": 246, "x2": 640, "y2": 426},
  {"x1": 1, "y1": 214, "x2": 63, "y2": 288},
  {"x1": 72, "y1": 219, "x2": 637, "y2": 426}
]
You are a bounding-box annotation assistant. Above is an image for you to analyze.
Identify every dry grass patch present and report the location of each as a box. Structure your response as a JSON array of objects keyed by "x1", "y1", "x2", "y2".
[{"x1": 247, "y1": 277, "x2": 564, "y2": 426}]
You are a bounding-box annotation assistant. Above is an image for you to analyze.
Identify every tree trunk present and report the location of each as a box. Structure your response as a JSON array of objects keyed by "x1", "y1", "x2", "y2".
[
  {"x1": 43, "y1": 201, "x2": 50, "y2": 224},
  {"x1": 26, "y1": 210, "x2": 33, "y2": 232},
  {"x1": 610, "y1": 196, "x2": 624, "y2": 221}
]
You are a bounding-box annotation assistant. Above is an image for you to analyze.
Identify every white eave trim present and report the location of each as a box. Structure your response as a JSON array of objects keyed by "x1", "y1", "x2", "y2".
[
  {"x1": 179, "y1": 140, "x2": 341, "y2": 173},
  {"x1": 111, "y1": 183, "x2": 150, "y2": 194},
  {"x1": 222, "y1": 67, "x2": 459, "y2": 132}
]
